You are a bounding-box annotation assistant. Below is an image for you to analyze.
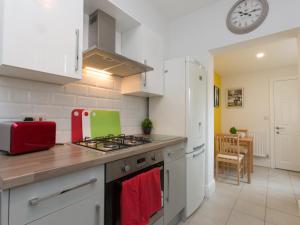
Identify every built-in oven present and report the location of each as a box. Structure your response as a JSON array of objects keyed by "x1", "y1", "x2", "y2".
[{"x1": 105, "y1": 149, "x2": 164, "y2": 225}]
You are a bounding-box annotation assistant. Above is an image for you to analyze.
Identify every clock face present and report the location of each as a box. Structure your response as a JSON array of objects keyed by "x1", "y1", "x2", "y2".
[{"x1": 227, "y1": 0, "x2": 269, "y2": 34}]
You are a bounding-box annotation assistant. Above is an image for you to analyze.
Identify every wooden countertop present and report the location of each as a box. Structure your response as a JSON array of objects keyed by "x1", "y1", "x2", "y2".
[{"x1": 0, "y1": 136, "x2": 187, "y2": 190}]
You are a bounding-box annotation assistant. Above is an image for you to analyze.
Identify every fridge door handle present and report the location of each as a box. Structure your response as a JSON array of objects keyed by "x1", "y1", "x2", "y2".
[{"x1": 193, "y1": 144, "x2": 205, "y2": 151}]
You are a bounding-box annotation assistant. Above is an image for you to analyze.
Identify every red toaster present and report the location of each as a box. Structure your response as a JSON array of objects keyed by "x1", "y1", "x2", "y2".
[{"x1": 0, "y1": 121, "x2": 56, "y2": 155}]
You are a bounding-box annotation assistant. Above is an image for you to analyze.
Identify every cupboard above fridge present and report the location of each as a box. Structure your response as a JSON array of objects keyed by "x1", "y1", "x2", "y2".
[{"x1": 121, "y1": 25, "x2": 165, "y2": 97}]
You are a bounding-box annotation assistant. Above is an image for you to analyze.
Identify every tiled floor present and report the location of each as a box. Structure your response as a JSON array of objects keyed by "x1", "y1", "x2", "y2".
[{"x1": 186, "y1": 167, "x2": 300, "y2": 225}]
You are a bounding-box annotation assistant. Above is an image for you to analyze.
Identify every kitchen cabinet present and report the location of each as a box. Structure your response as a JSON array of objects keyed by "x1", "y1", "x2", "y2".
[
  {"x1": 27, "y1": 196, "x2": 102, "y2": 225},
  {"x1": 164, "y1": 144, "x2": 186, "y2": 225},
  {"x1": 121, "y1": 25, "x2": 164, "y2": 97},
  {"x1": 0, "y1": 0, "x2": 83, "y2": 84},
  {"x1": 8, "y1": 165, "x2": 104, "y2": 225}
]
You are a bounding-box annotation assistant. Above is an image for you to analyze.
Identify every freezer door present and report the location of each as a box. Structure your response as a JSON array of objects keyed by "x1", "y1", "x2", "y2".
[
  {"x1": 186, "y1": 61, "x2": 206, "y2": 153},
  {"x1": 185, "y1": 148, "x2": 206, "y2": 218}
]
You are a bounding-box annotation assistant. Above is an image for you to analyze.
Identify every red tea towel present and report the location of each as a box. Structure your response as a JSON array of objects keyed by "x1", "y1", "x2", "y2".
[
  {"x1": 120, "y1": 176, "x2": 143, "y2": 225},
  {"x1": 140, "y1": 168, "x2": 162, "y2": 224},
  {"x1": 120, "y1": 167, "x2": 162, "y2": 225}
]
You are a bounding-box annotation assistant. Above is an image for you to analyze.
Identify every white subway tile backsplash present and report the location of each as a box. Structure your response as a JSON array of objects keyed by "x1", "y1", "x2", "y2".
[
  {"x1": 52, "y1": 94, "x2": 76, "y2": 106},
  {"x1": 88, "y1": 87, "x2": 108, "y2": 98},
  {"x1": 113, "y1": 77, "x2": 122, "y2": 90},
  {"x1": 51, "y1": 118, "x2": 70, "y2": 130},
  {"x1": 0, "y1": 103, "x2": 31, "y2": 119},
  {"x1": 0, "y1": 87, "x2": 10, "y2": 102},
  {"x1": 32, "y1": 82, "x2": 65, "y2": 93},
  {"x1": 0, "y1": 76, "x2": 33, "y2": 89},
  {"x1": 0, "y1": 73, "x2": 147, "y2": 143},
  {"x1": 97, "y1": 98, "x2": 113, "y2": 109},
  {"x1": 76, "y1": 96, "x2": 97, "y2": 108},
  {"x1": 32, "y1": 105, "x2": 67, "y2": 119},
  {"x1": 97, "y1": 77, "x2": 114, "y2": 89},
  {"x1": 30, "y1": 91, "x2": 50, "y2": 104},
  {"x1": 65, "y1": 84, "x2": 88, "y2": 96},
  {"x1": 10, "y1": 89, "x2": 30, "y2": 103}
]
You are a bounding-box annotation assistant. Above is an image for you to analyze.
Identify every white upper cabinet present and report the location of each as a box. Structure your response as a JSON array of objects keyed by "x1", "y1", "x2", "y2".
[
  {"x1": 0, "y1": 0, "x2": 84, "y2": 84},
  {"x1": 121, "y1": 25, "x2": 164, "y2": 97}
]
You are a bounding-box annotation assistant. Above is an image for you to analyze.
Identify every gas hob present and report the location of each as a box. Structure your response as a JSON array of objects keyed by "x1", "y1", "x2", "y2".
[{"x1": 75, "y1": 134, "x2": 152, "y2": 152}]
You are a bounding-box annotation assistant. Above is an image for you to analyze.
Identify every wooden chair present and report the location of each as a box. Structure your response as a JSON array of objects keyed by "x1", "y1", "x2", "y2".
[
  {"x1": 237, "y1": 129, "x2": 249, "y2": 137},
  {"x1": 215, "y1": 134, "x2": 245, "y2": 185},
  {"x1": 237, "y1": 129, "x2": 249, "y2": 168}
]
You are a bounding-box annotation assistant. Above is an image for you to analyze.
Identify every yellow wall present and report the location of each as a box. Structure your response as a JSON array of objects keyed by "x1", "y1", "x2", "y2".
[{"x1": 214, "y1": 72, "x2": 222, "y2": 134}]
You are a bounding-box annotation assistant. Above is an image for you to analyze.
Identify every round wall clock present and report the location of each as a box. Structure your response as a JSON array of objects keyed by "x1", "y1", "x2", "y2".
[{"x1": 226, "y1": 0, "x2": 269, "y2": 34}]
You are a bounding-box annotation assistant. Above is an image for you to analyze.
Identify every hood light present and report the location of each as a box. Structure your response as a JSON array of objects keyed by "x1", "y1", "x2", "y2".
[
  {"x1": 256, "y1": 52, "x2": 265, "y2": 59},
  {"x1": 85, "y1": 67, "x2": 112, "y2": 76}
]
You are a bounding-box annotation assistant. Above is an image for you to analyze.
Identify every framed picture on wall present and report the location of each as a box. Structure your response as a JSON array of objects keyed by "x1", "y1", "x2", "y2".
[
  {"x1": 214, "y1": 86, "x2": 220, "y2": 107},
  {"x1": 226, "y1": 88, "x2": 244, "y2": 108}
]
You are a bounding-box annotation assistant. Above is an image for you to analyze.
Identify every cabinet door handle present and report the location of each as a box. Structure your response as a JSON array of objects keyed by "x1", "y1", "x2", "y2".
[
  {"x1": 29, "y1": 178, "x2": 97, "y2": 206},
  {"x1": 75, "y1": 29, "x2": 80, "y2": 72},
  {"x1": 143, "y1": 59, "x2": 147, "y2": 87},
  {"x1": 166, "y1": 169, "x2": 170, "y2": 202},
  {"x1": 95, "y1": 204, "x2": 101, "y2": 225}
]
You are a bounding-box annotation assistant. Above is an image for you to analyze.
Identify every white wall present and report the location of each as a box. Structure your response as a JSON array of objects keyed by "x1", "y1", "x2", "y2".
[
  {"x1": 0, "y1": 71, "x2": 147, "y2": 143},
  {"x1": 221, "y1": 66, "x2": 298, "y2": 167},
  {"x1": 166, "y1": 0, "x2": 300, "y2": 194}
]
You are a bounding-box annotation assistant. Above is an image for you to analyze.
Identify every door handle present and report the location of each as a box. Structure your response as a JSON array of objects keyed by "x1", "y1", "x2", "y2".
[
  {"x1": 193, "y1": 144, "x2": 205, "y2": 151},
  {"x1": 95, "y1": 204, "x2": 101, "y2": 225},
  {"x1": 143, "y1": 59, "x2": 147, "y2": 87},
  {"x1": 275, "y1": 126, "x2": 284, "y2": 130},
  {"x1": 166, "y1": 169, "x2": 170, "y2": 202},
  {"x1": 29, "y1": 178, "x2": 97, "y2": 206},
  {"x1": 75, "y1": 29, "x2": 80, "y2": 72}
]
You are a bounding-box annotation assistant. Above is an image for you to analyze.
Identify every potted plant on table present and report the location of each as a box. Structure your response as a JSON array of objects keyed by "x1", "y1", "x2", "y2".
[
  {"x1": 230, "y1": 127, "x2": 237, "y2": 135},
  {"x1": 141, "y1": 118, "x2": 153, "y2": 135}
]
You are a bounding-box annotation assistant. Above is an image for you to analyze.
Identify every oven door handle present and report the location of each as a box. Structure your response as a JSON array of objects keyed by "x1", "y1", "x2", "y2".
[{"x1": 166, "y1": 169, "x2": 170, "y2": 202}]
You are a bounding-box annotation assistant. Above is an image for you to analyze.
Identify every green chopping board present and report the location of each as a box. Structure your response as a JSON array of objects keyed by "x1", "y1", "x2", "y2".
[{"x1": 90, "y1": 110, "x2": 121, "y2": 138}]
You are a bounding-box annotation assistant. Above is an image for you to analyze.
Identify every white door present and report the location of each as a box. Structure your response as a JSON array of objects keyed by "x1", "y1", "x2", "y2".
[
  {"x1": 185, "y1": 148, "x2": 205, "y2": 218},
  {"x1": 2, "y1": 0, "x2": 83, "y2": 79},
  {"x1": 186, "y1": 60, "x2": 206, "y2": 153},
  {"x1": 274, "y1": 78, "x2": 300, "y2": 171}
]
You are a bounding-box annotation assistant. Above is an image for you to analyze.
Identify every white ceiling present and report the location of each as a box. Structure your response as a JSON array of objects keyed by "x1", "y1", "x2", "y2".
[
  {"x1": 151, "y1": 0, "x2": 220, "y2": 20},
  {"x1": 214, "y1": 38, "x2": 298, "y2": 76}
]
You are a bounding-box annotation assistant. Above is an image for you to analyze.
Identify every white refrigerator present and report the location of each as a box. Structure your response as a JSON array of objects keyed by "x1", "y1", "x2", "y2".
[{"x1": 150, "y1": 57, "x2": 207, "y2": 218}]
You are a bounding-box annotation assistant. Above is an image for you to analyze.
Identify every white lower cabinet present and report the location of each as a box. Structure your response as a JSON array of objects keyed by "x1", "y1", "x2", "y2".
[
  {"x1": 164, "y1": 144, "x2": 186, "y2": 225},
  {"x1": 27, "y1": 196, "x2": 102, "y2": 225},
  {"x1": 8, "y1": 165, "x2": 104, "y2": 225}
]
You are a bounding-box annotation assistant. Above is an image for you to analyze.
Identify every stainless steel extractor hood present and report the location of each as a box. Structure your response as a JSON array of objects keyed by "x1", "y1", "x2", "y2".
[{"x1": 83, "y1": 10, "x2": 153, "y2": 77}]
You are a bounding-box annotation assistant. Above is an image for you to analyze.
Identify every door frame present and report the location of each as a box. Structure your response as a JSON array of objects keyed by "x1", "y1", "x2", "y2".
[{"x1": 269, "y1": 76, "x2": 299, "y2": 169}]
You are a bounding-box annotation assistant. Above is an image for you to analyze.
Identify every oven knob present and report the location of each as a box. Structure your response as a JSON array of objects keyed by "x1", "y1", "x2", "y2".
[{"x1": 122, "y1": 164, "x2": 131, "y2": 173}]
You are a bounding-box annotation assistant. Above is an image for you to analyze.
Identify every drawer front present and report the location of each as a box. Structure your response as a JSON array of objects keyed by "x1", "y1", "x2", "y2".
[
  {"x1": 164, "y1": 143, "x2": 186, "y2": 163},
  {"x1": 9, "y1": 165, "x2": 104, "y2": 225}
]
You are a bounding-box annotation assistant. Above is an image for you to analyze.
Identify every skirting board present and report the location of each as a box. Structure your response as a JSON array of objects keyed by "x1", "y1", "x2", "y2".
[{"x1": 205, "y1": 179, "x2": 216, "y2": 198}]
